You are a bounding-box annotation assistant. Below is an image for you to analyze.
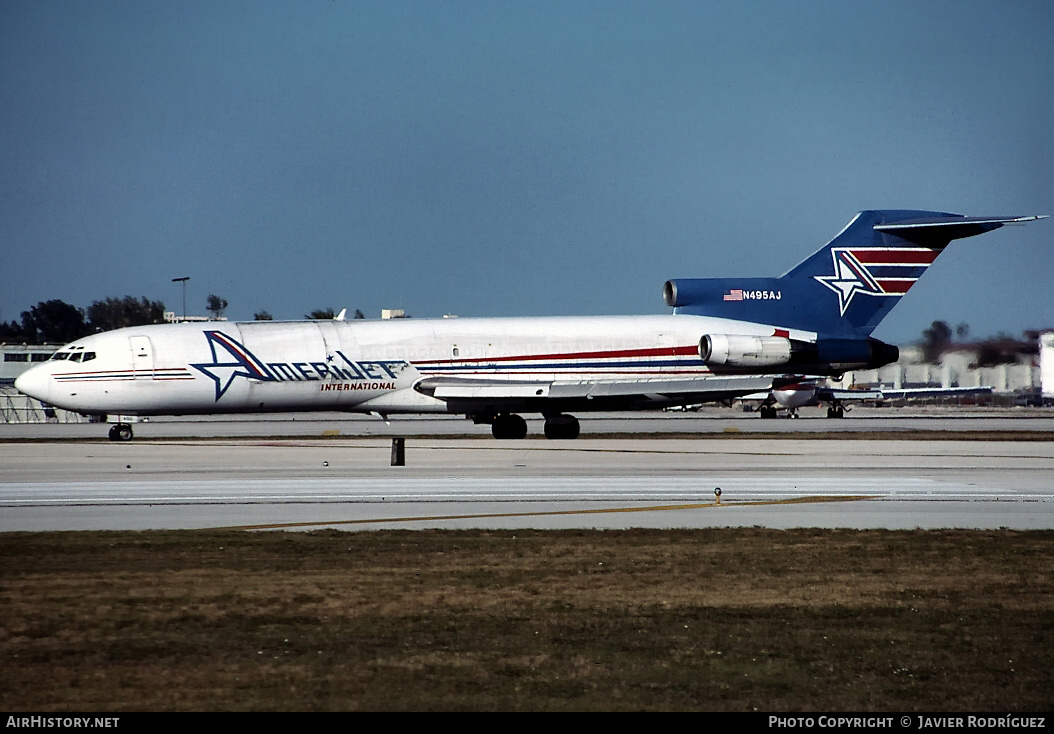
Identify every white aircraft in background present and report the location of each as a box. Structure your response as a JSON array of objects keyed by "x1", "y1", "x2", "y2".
[
  {"x1": 737, "y1": 380, "x2": 994, "y2": 418},
  {"x1": 15, "y1": 210, "x2": 1044, "y2": 440}
]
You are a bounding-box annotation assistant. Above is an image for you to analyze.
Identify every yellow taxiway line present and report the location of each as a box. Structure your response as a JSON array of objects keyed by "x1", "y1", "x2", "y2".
[{"x1": 224, "y1": 494, "x2": 876, "y2": 531}]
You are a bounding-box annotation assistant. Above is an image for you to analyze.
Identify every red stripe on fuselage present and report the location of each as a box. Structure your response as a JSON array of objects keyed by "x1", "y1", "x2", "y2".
[{"x1": 417, "y1": 345, "x2": 699, "y2": 367}]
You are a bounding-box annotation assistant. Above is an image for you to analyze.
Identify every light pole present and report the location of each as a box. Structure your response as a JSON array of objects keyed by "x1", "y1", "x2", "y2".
[{"x1": 172, "y1": 277, "x2": 189, "y2": 322}]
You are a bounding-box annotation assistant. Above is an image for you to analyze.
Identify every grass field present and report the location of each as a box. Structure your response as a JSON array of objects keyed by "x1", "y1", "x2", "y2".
[{"x1": 2, "y1": 528, "x2": 1052, "y2": 711}]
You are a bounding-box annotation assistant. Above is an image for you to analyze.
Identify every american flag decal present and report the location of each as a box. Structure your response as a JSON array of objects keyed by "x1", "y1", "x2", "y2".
[{"x1": 723, "y1": 289, "x2": 744, "y2": 301}]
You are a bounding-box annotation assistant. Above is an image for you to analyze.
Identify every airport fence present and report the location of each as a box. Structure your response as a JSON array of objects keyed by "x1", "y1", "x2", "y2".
[{"x1": 0, "y1": 388, "x2": 88, "y2": 424}]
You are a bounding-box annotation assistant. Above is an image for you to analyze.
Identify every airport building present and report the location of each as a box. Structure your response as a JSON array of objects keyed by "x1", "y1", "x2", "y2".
[
  {"x1": 1, "y1": 343, "x2": 57, "y2": 384},
  {"x1": 835, "y1": 331, "x2": 1053, "y2": 405},
  {"x1": 162, "y1": 311, "x2": 226, "y2": 323},
  {"x1": 1042, "y1": 332, "x2": 1054, "y2": 401},
  {"x1": 1, "y1": 342, "x2": 89, "y2": 423}
]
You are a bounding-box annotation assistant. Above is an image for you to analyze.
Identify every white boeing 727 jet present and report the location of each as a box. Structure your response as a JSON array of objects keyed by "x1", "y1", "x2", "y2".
[{"x1": 15, "y1": 210, "x2": 1045, "y2": 440}]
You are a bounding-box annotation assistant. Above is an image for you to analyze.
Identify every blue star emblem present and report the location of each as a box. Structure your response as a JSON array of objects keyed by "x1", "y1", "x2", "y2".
[
  {"x1": 814, "y1": 249, "x2": 887, "y2": 316},
  {"x1": 191, "y1": 331, "x2": 275, "y2": 401}
]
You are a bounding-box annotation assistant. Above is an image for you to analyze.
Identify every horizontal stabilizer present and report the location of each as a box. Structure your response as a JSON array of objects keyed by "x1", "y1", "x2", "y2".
[{"x1": 873, "y1": 215, "x2": 1048, "y2": 246}]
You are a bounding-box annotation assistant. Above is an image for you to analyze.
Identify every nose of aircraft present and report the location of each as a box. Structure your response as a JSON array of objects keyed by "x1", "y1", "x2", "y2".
[{"x1": 14, "y1": 365, "x2": 51, "y2": 403}]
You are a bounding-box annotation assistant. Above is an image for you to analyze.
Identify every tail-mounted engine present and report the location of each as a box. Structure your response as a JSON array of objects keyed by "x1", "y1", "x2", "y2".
[
  {"x1": 699, "y1": 333, "x2": 899, "y2": 374},
  {"x1": 700, "y1": 334, "x2": 792, "y2": 367}
]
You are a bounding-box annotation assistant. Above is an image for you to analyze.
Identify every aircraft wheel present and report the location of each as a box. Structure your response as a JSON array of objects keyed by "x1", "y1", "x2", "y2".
[
  {"x1": 492, "y1": 413, "x2": 528, "y2": 440},
  {"x1": 113, "y1": 424, "x2": 134, "y2": 441},
  {"x1": 544, "y1": 414, "x2": 580, "y2": 440},
  {"x1": 107, "y1": 425, "x2": 118, "y2": 441}
]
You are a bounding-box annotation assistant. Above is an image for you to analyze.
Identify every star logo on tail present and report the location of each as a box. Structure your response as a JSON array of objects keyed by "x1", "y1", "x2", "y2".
[
  {"x1": 814, "y1": 247, "x2": 936, "y2": 316},
  {"x1": 814, "y1": 249, "x2": 884, "y2": 316}
]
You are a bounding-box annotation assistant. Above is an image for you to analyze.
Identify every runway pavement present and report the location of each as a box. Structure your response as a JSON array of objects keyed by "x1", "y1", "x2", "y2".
[
  {"x1": 3, "y1": 405, "x2": 1054, "y2": 440},
  {"x1": 2, "y1": 410, "x2": 1052, "y2": 531}
]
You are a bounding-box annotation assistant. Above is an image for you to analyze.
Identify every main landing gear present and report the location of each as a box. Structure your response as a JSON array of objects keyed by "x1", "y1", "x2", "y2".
[
  {"x1": 755, "y1": 404, "x2": 845, "y2": 419},
  {"x1": 490, "y1": 413, "x2": 528, "y2": 440},
  {"x1": 107, "y1": 423, "x2": 134, "y2": 441},
  {"x1": 481, "y1": 413, "x2": 581, "y2": 439},
  {"x1": 543, "y1": 414, "x2": 580, "y2": 440}
]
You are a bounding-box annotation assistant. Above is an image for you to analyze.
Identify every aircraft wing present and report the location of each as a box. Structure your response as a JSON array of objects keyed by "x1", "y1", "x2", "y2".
[
  {"x1": 876, "y1": 386, "x2": 994, "y2": 400},
  {"x1": 815, "y1": 387, "x2": 883, "y2": 401},
  {"x1": 727, "y1": 385, "x2": 883, "y2": 404},
  {"x1": 813, "y1": 386, "x2": 994, "y2": 402},
  {"x1": 415, "y1": 375, "x2": 785, "y2": 412}
]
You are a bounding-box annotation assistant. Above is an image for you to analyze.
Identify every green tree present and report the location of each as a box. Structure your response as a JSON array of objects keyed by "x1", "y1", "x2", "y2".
[
  {"x1": 20, "y1": 300, "x2": 89, "y2": 344},
  {"x1": 206, "y1": 295, "x2": 228, "y2": 319},
  {"x1": 0, "y1": 319, "x2": 30, "y2": 342},
  {"x1": 305, "y1": 308, "x2": 335, "y2": 320},
  {"x1": 920, "y1": 320, "x2": 953, "y2": 363},
  {"x1": 254, "y1": 310, "x2": 273, "y2": 321},
  {"x1": 87, "y1": 296, "x2": 165, "y2": 333}
]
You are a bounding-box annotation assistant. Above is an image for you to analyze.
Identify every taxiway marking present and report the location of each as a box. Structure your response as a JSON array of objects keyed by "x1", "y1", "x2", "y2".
[{"x1": 222, "y1": 495, "x2": 876, "y2": 530}]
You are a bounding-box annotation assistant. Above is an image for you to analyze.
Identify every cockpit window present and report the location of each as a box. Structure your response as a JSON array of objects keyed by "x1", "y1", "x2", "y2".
[{"x1": 49, "y1": 347, "x2": 95, "y2": 361}]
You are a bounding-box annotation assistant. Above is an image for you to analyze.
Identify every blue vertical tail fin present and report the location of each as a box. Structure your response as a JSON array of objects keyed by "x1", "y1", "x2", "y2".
[{"x1": 664, "y1": 210, "x2": 1045, "y2": 337}]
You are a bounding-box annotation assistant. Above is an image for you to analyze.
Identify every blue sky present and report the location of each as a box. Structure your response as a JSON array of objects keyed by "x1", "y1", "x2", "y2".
[{"x1": 2, "y1": 0, "x2": 1051, "y2": 346}]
